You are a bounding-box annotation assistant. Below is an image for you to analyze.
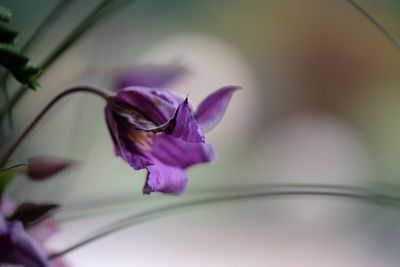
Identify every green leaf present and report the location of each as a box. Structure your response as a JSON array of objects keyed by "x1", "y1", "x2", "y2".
[
  {"x1": 0, "y1": 47, "x2": 29, "y2": 65},
  {"x1": 0, "y1": 24, "x2": 18, "y2": 44},
  {"x1": 0, "y1": 6, "x2": 12, "y2": 22},
  {"x1": 0, "y1": 167, "x2": 15, "y2": 196},
  {"x1": 0, "y1": 47, "x2": 41, "y2": 89},
  {"x1": 14, "y1": 64, "x2": 41, "y2": 90}
]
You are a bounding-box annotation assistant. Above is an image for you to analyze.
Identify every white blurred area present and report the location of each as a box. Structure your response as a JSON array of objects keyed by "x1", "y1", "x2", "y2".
[{"x1": 250, "y1": 113, "x2": 372, "y2": 184}]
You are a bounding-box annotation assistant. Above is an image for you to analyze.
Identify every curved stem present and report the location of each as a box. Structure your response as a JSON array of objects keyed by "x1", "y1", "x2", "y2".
[
  {"x1": 56, "y1": 183, "x2": 400, "y2": 222},
  {"x1": 49, "y1": 187, "x2": 400, "y2": 260},
  {"x1": 346, "y1": 0, "x2": 400, "y2": 50},
  {"x1": 2, "y1": 76, "x2": 12, "y2": 128},
  {"x1": 0, "y1": 86, "x2": 109, "y2": 169},
  {"x1": 0, "y1": 162, "x2": 28, "y2": 174},
  {"x1": 20, "y1": 0, "x2": 73, "y2": 54}
]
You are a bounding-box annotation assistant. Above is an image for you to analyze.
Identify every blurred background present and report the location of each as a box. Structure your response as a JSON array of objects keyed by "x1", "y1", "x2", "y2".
[{"x1": 2, "y1": 0, "x2": 400, "y2": 266}]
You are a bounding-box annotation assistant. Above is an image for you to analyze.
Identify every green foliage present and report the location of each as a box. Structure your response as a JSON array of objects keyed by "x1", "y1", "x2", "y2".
[
  {"x1": 0, "y1": 24, "x2": 17, "y2": 44},
  {"x1": 0, "y1": 47, "x2": 41, "y2": 89},
  {"x1": 0, "y1": 6, "x2": 40, "y2": 90},
  {"x1": 0, "y1": 167, "x2": 15, "y2": 196},
  {"x1": 0, "y1": 6, "x2": 12, "y2": 22}
]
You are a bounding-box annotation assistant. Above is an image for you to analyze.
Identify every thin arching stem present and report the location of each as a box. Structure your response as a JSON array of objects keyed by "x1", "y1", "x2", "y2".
[
  {"x1": 0, "y1": 86, "x2": 109, "y2": 169},
  {"x1": 20, "y1": 0, "x2": 73, "y2": 54},
  {"x1": 55, "y1": 182, "x2": 400, "y2": 223},
  {"x1": 48, "y1": 187, "x2": 400, "y2": 260},
  {"x1": 0, "y1": 162, "x2": 28, "y2": 174},
  {"x1": 346, "y1": 0, "x2": 400, "y2": 50}
]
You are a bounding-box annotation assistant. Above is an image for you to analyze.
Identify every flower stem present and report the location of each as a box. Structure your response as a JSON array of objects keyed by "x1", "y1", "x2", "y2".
[
  {"x1": 20, "y1": 0, "x2": 73, "y2": 54},
  {"x1": 346, "y1": 0, "x2": 400, "y2": 50},
  {"x1": 0, "y1": 162, "x2": 28, "y2": 174},
  {"x1": 48, "y1": 186, "x2": 400, "y2": 260},
  {"x1": 0, "y1": 86, "x2": 109, "y2": 169},
  {"x1": 55, "y1": 183, "x2": 400, "y2": 222}
]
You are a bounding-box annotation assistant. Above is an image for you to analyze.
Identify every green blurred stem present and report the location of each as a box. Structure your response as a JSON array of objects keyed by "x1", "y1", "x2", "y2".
[
  {"x1": 1, "y1": 77, "x2": 11, "y2": 128},
  {"x1": 346, "y1": 0, "x2": 400, "y2": 50},
  {"x1": 0, "y1": 162, "x2": 28, "y2": 174},
  {"x1": 48, "y1": 186, "x2": 400, "y2": 260},
  {"x1": 0, "y1": 0, "x2": 135, "y2": 124},
  {"x1": 20, "y1": 0, "x2": 73, "y2": 54},
  {"x1": 0, "y1": 86, "x2": 109, "y2": 169}
]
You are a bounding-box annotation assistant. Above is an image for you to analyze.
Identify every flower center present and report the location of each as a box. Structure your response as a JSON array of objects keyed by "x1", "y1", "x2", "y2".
[
  {"x1": 127, "y1": 129, "x2": 153, "y2": 150},
  {"x1": 113, "y1": 101, "x2": 159, "y2": 130}
]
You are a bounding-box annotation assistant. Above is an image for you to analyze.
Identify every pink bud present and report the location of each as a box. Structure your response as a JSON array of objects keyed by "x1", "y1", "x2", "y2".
[{"x1": 27, "y1": 157, "x2": 72, "y2": 181}]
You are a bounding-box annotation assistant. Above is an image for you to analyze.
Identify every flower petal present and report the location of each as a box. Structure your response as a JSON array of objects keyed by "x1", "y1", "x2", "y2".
[
  {"x1": 163, "y1": 98, "x2": 205, "y2": 143},
  {"x1": 0, "y1": 220, "x2": 49, "y2": 267},
  {"x1": 112, "y1": 97, "x2": 205, "y2": 143},
  {"x1": 195, "y1": 86, "x2": 240, "y2": 132},
  {"x1": 115, "y1": 64, "x2": 186, "y2": 90},
  {"x1": 150, "y1": 135, "x2": 214, "y2": 169},
  {"x1": 0, "y1": 214, "x2": 6, "y2": 232},
  {"x1": 116, "y1": 86, "x2": 183, "y2": 124},
  {"x1": 1, "y1": 197, "x2": 15, "y2": 217},
  {"x1": 105, "y1": 106, "x2": 153, "y2": 170},
  {"x1": 143, "y1": 160, "x2": 188, "y2": 195}
]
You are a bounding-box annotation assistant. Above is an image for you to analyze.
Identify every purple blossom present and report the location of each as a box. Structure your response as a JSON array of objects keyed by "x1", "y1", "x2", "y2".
[
  {"x1": 105, "y1": 85, "x2": 239, "y2": 195},
  {"x1": 0, "y1": 214, "x2": 50, "y2": 267},
  {"x1": 114, "y1": 64, "x2": 186, "y2": 90},
  {"x1": 1, "y1": 198, "x2": 68, "y2": 267}
]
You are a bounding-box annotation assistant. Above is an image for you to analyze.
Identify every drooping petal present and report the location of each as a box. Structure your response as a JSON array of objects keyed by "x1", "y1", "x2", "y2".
[
  {"x1": 0, "y1": 219, "x2": 49, "y2": 267},
  {"x1": 150, "y1": 135, "x2": 214, "y2": 169},
  {"x1": 105, "y1": 105, "x2": 124, "y2": 156},
  {"x1": 143, "y1": 159, "x2": 188, "y2": 195},
  {"x1": 115, "y1": 64, "x2": 186, "y2": 90},
  {"x1": 163, "y1": 98, "x2": 205, "y2": 143},
  {"x1": 105, "y1": 106, "x2": 153, "y2": 170},
  {"x1": 195, "y1": 86, "x2": 240, "y2": 132},
  {"x1": 116, "y1": 86, "x2": 183, "y2": 124},
  {"x1": 111, "y1": 96, "x2": 204, "y2": 143}
]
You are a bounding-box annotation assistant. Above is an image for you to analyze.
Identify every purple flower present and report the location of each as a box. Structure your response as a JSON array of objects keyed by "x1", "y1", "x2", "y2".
[
  {"x1": 105, "y1": 85, "x2": 239, "y2": 195},
  {"x1": 0, "y1": 214, "x2": 50, "y2": 267},
  {"x1": 114, "y1": 64, "x2": 186, "y2": 90},
  {"x1": 1, "y1": 199, "x2": 67, "y2": 267}
]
